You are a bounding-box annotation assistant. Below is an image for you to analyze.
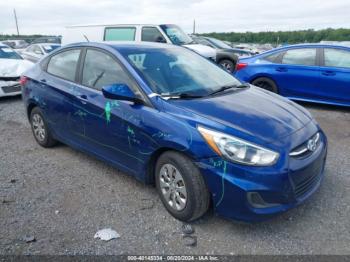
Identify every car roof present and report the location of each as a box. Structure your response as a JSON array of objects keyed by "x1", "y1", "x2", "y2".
[
  {"x1": 38, "y1": 43, "x2": 61, "y2": 46},
  {"x1": 66, "y1": 23, "x2": 162, "y2": 28},
  {"x1": 65, "y1": 41, "x2": 180, "y2": 51},
  {"x1": 254, "y1": 43, "x2": 350, "y2": 57},
  {"x1": 277, "y1": 43, "x2": 350, "y2": 51}
]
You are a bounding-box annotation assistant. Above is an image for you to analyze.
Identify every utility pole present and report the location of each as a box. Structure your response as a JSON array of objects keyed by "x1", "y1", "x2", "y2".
[
  {"x1": 14, "y1": 9, "x2": 19, "y2": 36},
  {"x1": 193, "y1": 19, "x2": 196, "y2": 35}
]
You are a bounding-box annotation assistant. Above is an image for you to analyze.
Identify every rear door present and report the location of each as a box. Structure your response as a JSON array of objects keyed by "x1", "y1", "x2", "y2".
[
  {"x1": 272, "y1": 47, "x2": 320, "y2": 100},
  {"x1": 40, "y1": 48, "x2": 82, "y2": 141},
  {"x1": 318, "y1": 47, "x2": 350, "y2": 104}
]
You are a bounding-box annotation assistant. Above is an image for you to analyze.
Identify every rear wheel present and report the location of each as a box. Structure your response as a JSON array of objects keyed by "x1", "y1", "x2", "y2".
[
  {"x1": 219, "y1": 59, "x2": 235, "y2": 73},
  {"x1": 252, "y1": 77, "x2": 278, "y2": 93},
  {"x1": 155, "y1": 151, "x2": 210, "y2": 222},
  {"x1": 30, "y1": 107, "x2": 57, "y2": 148}
]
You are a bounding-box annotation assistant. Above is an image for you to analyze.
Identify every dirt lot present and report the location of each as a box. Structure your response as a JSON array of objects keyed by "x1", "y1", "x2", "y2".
[{"x1": 0, "y1": 96, "x2": 349, "y2": 255}]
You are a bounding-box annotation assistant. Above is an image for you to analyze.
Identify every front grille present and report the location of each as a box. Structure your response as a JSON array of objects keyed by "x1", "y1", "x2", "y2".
[
  {"x1": 294, "y1": 171, "x2": 321, "y2": 198},
  {"x1": 1, "y1": 84, "x2": 21, "y2": 94},
  {"x1": 291, "y1": 150, "x2": 325, "y2": 199},
  {"x1": 0, "y1": 76, "x2": 20, "y2": 81}
]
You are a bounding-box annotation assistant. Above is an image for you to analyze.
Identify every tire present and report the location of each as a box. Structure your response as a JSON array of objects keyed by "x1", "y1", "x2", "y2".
[
  {"x1": 155, "y1": 151, "x2": 210, "y2": 222},
  {"x1": 252, "y1": 77, "x2": 278, "y2": 93},
  {"x1": 219, "y1": 59, "x2": 235, "y2": 73},
  {"x1": 30, "y1": 107, "x2": 57, "y2": 148}
]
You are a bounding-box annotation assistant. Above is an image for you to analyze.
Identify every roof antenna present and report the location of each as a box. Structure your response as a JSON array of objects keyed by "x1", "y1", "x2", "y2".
[{"x1": 83, "y1": 34, "x2": 90, "y2": 42}]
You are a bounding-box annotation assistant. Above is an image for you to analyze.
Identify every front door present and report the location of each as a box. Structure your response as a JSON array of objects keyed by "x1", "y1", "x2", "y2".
[{"x1": 66, "y1": 48, "x2": 157, "y2": 177}]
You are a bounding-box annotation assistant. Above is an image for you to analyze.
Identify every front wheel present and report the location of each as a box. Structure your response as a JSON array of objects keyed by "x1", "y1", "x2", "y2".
[{"x1": 155, "y1": 151, "x2": 210, "y2": 222}]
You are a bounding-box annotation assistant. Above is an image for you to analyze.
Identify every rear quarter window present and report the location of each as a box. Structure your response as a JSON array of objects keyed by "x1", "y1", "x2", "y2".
[
  {"x1": 47, "y1": 49, "x2": 80, "y2": 82},
  {"x1": 104, "y1": 27, "x2": 136, "y2": 41},
  {"x1": 262, "y1": 52, "x2": 281, "y2": 63}
]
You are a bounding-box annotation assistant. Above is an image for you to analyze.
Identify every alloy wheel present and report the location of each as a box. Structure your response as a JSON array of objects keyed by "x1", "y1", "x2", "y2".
[
  {"x1": 220, "y1": 62, "x2": 232, "y2": 72},
  {"x1": 32, "y1": 113, "x2": 46, "y2": 142},
  {"x1": 254, "y1": 80, "x2": 274, "y2": 92},
  {"x1": 159, "y1": 164, "x2": 187, "y2": 211}
]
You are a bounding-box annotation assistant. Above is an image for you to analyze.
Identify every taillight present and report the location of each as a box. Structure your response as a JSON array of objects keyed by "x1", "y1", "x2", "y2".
[
  {"x1": 235, "y1": 63, "x2": 248, "y2": 71},
  {"x1": 19, "y1": 76, "x2": 28, "y2": 86}
]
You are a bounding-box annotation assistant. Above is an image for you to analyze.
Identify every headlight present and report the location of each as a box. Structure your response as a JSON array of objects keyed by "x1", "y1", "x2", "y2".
[{"x1": 197, "y1": 126, "x2": 279, "y2": 166}]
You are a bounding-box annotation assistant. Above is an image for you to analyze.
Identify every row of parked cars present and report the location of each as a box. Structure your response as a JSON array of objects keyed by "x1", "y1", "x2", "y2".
[
  {"x1": 2, "y1": 23, "x2": 350, "y2": 107},
  {"x1": 0, "y1": 37, "x2": 61, "y2": 97}
]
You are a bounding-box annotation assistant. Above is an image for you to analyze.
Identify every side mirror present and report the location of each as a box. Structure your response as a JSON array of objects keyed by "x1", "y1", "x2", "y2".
[{"x1": 102, "y1": 83, "x2": 143, "y2": 104}]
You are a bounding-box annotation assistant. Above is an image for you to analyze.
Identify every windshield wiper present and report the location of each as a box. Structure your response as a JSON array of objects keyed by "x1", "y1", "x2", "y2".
[
  {"x1": 209, "y1": 83, "x2": 250, "y2": 96},
  {"x1": 161, "y1": 93, "x2": 204, "y2": 99}
]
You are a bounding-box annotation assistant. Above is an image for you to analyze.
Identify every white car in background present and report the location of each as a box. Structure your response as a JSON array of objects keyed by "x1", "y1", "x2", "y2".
[
  {"x1": 21, "y1": 43, "x2": 61, "y2": 63},
  {"x1": 0, "y1": 43, "x2": 33, "y2": 97},
  {"x1": 62, "y1": 24, "x2": 216, "y2": 60}
]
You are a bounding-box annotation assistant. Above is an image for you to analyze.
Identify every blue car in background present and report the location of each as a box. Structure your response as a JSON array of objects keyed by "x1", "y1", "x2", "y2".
[
  {"x1": 21, "y1": 42, "x2": 327, "y2": 222},
  {"x1": 235, "y1": 44, "x2": 350, "y2": 107}
]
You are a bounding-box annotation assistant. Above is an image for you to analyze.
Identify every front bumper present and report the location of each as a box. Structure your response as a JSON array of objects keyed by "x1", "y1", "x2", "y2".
[{"x1": 196, "y1": 132, "x2": 327, "y2": 222}]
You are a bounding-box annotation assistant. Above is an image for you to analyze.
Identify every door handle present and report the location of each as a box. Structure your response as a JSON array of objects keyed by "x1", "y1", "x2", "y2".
[
  {"x1": 322, "y1": 71, "x2": 336, "y2": 76},
  {"x1": 40, "y1": 79, "x2": 46, "y2": 83},
  {"x1": 276, "y1": 67, "x2": 288, "y2": 72},
  {"x1": 77, "y1": 94, "x2": 88, "y2": 104}
]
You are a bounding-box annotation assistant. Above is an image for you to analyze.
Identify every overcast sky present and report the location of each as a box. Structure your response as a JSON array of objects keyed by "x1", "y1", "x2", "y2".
[{"x1": 1, "y1": 0, "x2": 350, "y2": 35}]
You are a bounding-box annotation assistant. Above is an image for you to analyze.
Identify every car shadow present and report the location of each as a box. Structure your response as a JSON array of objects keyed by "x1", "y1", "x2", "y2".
[{"x1": 296, "y1": 101, "x2": 350, "y2": 113}]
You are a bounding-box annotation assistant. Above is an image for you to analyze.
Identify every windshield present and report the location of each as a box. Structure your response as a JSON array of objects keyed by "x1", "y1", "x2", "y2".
[
  {"x1": 159, "y1": 25, "x2": 193, "y2": 45},
  {"x1": 0, "y1": 47, "x2": 22, "y2": 59},
  {"x1": 43, "y1": 45, "x2": 60, "y2": 53},
  {"x1": 207, "y1": 38, "x2": 232, "y2": 49},
  {"x1": 120, "y1": 46, "x2": 241, "y2": 97}
]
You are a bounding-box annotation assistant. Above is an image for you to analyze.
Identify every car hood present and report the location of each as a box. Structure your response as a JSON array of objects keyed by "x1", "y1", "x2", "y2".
[
  {"x1": 0, "y1": 58, "x2": 34, "y2": 77},
  {"x1": 167, "y1": 86, "x2": 312, "y2": 143},
  {"x1": 183, "y1": 44, "x2": 216, "y2": 58}
]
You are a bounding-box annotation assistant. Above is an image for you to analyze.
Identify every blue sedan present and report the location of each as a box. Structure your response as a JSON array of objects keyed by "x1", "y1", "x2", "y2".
[
  {"x1": 21, "y1": 42, "x2": 327, "y2": 222},
  {"x1": 234, "y1": 44, "x2": 350, "y2": 107}
]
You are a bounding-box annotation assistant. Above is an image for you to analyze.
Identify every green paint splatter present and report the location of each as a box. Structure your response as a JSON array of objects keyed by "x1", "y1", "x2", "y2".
[
  {"x1": 105, "y1": 102, "x2": 111, "y2": 124},
  {"x1": 215, "y1": 160, "x2": 227, "y2": 208},
  {"x1": 104, "y1": 101, "x2": 120, "y2": 124},
  {"x1": 127, "y1": 126, "x2": 135, "y2": 136},
  {"x1": 74, "y1": 110, "x2": 87, "y2": 118}
]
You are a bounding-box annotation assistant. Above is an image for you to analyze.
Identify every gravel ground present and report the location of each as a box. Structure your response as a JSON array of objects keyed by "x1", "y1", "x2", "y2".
[{"x1": 0, "y1": 96, "x2": 349, "y2": 255}]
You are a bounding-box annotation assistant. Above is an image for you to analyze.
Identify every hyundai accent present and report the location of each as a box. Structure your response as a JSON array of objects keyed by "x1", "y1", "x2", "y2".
[{"x1": 21, "y1": 42, "x2": 327, "y2": 222}]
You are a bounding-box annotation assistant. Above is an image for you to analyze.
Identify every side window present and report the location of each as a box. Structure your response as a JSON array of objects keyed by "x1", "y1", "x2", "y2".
[
  {"x1": 82, "y1": 49, "x2": 138, "y2": 93},
  {"x1": 263, "y1": 52, "x2": 281, "y2": 62},
  {"x1": 141, "y1": 27, "x2": 166, "y2": 43},
  {"x1": 47, "y1": 49, "x2": 80, "y2": 81},
  {"x1": 104, "y1": 27, "x2": 136, "y2": 41},
  {"x1": 324, "y1": 48, "x2": 350, "y2": 68},
  {"x1": 33, "y1": 45, "x2": 43, "y2": 55},
  {"x1": 195, "y1": 38, "x2": 212, "y2": 47},
  {"x1": 26, "y1": 45, "x2": 35, "y2": 52},
  {"x1": 282, "y1": 48, "x2": 316, "y2": 66}
]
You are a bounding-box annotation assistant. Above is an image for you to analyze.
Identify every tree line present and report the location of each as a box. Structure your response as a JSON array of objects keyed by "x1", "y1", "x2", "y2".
[
  {"x1": 200, "y1": 28, "x2": 350, "y2": 44},
  {"x1": 0, "y1": 34, "x2": 51, "y2": 42}
]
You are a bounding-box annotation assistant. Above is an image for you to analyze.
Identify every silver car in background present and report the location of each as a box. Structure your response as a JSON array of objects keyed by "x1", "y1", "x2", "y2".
[
  {"x1": 21, "y1": 43, "x2": 60, "y2": 63},
  {"x1": 0, "y1": 43, "x2": 33, "y2": 97}
]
